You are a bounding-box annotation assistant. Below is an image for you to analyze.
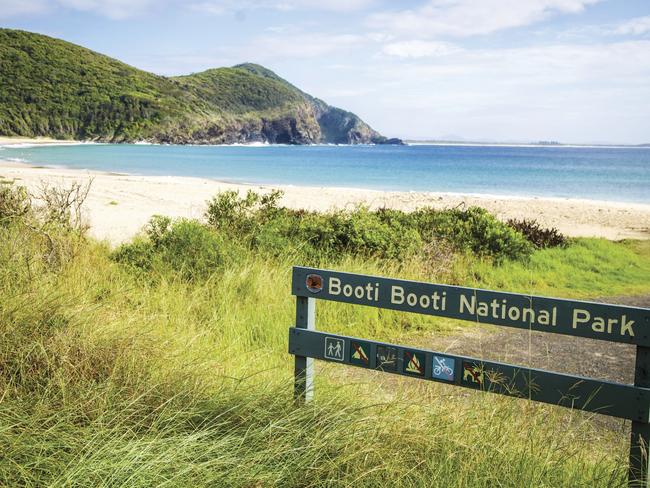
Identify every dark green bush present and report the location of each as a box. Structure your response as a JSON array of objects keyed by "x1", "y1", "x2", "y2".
[
  {"x1": 111, "y1": 239, "x2": 155, "y2": 272},
  {"x1": 306, "y1": 208, "x2": 422, "y2": 260},
  {"x1": 507, "y1": 218, "x2": 567, "y2": 249},
  {"x1": 204, "y1": 191, "x2": 533, "y2": 262},
  {"x1": 206, "y1": 190, "x2": 423, "y2": 261},
  {"x1": 112, "y1": 216, "x2": 224, "y2": 281},
  {"x1": 255, "y1": 207, "x2": 422, "y2": 261},
  {"x1": 115, "y1": 192, "x2": 534, "y2": 279},
  {"x1": 411, "y1": 207, "x2": 533, "y2": 261}
]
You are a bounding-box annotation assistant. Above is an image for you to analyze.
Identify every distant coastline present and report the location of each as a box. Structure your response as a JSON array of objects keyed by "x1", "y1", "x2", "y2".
[
  {"x1": 2, "y1": 136, "x2": 649, "y2": 151},
  {"x1": 406, "y1": 140, "x2": 650, "y2": 149}
]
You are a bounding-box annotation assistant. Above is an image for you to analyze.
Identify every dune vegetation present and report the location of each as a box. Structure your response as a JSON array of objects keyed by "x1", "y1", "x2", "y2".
[{"x1": 1, "y1": 183, "x2": 648, "y2": 486}]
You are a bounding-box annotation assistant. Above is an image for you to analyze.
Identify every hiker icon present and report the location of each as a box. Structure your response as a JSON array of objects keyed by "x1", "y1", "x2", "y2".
[{"x1": 324, "y1": 337, "x2": 344, "y2": 361}]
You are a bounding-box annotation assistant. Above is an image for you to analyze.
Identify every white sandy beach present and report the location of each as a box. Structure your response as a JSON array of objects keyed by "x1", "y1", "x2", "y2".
[{"x1": 1, "y1": 137, "x2": 649, "y2": 245}]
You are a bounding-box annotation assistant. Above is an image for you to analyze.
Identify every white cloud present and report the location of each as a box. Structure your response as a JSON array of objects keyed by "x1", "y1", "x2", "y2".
[
  {"x1": 272, "y1": 0, "x2": 375, "y2": 11},
  {"x1": 321, "y1": 87, "x2": 374, "y2": 98},
  {"x1": 0, "y1": 0, "x2": 48, "y2": 18},
  {"x1": 369, "y1": 0, "x2": 602, "y2": 38},
  {"x1": 243, "y1": 33, "x2": 366, "y2": 58},
  {"x1": 556, "y1": 15, "x2": 650, "y2": 40},
  {"x1": 56, "y1": 0, "x2": 160, "y2": 19},
  {"x1": 0, "y1": 0, "x2": 374, "y2": 19},
  {"x1": 614, "y1": 15, "x2": 650, "y2": 36},
  {"x1": 357, "y1": 40, "x2": 650, "y2": 142},
  {"x1": 376, "y1": 41, "x2": 650, "y2": 90},
  {"x1": 190, "y1": 0, "x2": 375, "y2": 15},
  {"x1": 366, "y1": 32, "x2": 394, "y2": 43},
  {"x1": 382, "y1": 40, "x2": 461, "y2": 58},
  {"x1": 188, "y1": 1, "x2": 227, "y2": 15},
  {"x1": 0, "y1": 0, "x2": 156, "y2": 19},
  {"x1": 220, "y1": 30, "x2": 398, "y2": 62}
]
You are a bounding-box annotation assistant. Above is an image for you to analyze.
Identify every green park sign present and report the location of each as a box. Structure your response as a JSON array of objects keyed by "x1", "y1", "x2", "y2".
[{"x1": 288, "y1": 266, "x2": 650, "y2": 486}]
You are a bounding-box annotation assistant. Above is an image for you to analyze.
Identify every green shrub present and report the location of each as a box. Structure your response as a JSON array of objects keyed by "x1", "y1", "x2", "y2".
[
  {"x1": 0, "y1": 184, "x2": 31, "y2": 225},
  {"x1": 110, "y1": 238, "x2": 155, "y2": 272},
  {"x1": 406, "y1": 207, "x2": 533, "y2": 262},
  {"x1": 112, "y1": 217, "x2": 224, "y2": 281},
  {"x1": 146, "y1": 214, "x2": 173, "y2": 247},
  {"x1": 507, "y1": 218, "x2": 568, "y2": 249},
  {"x1": 204, "y1": 191, "x2": 533, "y2": 263},
  {"x1": 205, "y1": 189, "x2": 283, "y2": 232},
  {"x1": 297, "y1": 207, "x2": 422, "y2": 260}
]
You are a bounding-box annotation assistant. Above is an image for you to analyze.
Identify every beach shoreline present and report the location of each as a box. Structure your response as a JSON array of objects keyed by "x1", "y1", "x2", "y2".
[
  {"x1": 3, "y1": 136, "x2": 648, "y2": 151},
  {"x1": 2, "y1": 157, "x2": 649, "y2": 245},
  {"x1": 0, "y1": 136, "x2": 90, "y2": 148}
]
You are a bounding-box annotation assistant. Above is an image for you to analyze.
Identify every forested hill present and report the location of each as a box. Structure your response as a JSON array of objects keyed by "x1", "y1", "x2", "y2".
[{"x1": 0, "y1": 29, "x2": 399, "y2": 145}]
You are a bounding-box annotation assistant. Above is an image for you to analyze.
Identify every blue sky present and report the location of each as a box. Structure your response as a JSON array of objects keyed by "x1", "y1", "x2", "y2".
[{"x1": 1, "y1": 0, "x2": 649, "y2": 143}]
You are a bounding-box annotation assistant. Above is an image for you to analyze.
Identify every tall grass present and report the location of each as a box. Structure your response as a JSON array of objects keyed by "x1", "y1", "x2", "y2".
[
  {"x1": 1, "y1": 188, "x2": 647, "y2": 486},
  {"x1": 460, "y1": 238, "x2": 650, "y2": 298}
]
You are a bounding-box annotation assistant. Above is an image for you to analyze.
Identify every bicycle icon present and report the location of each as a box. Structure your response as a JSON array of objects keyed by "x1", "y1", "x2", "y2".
[{"x1": 432, "y1": 356, "x2": 454, "y2": 380}]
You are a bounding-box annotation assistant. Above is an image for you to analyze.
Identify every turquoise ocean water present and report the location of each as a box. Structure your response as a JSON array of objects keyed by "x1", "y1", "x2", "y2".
[{"x1": 1, "y1": 143, "x2": 649, "y2": 204}]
